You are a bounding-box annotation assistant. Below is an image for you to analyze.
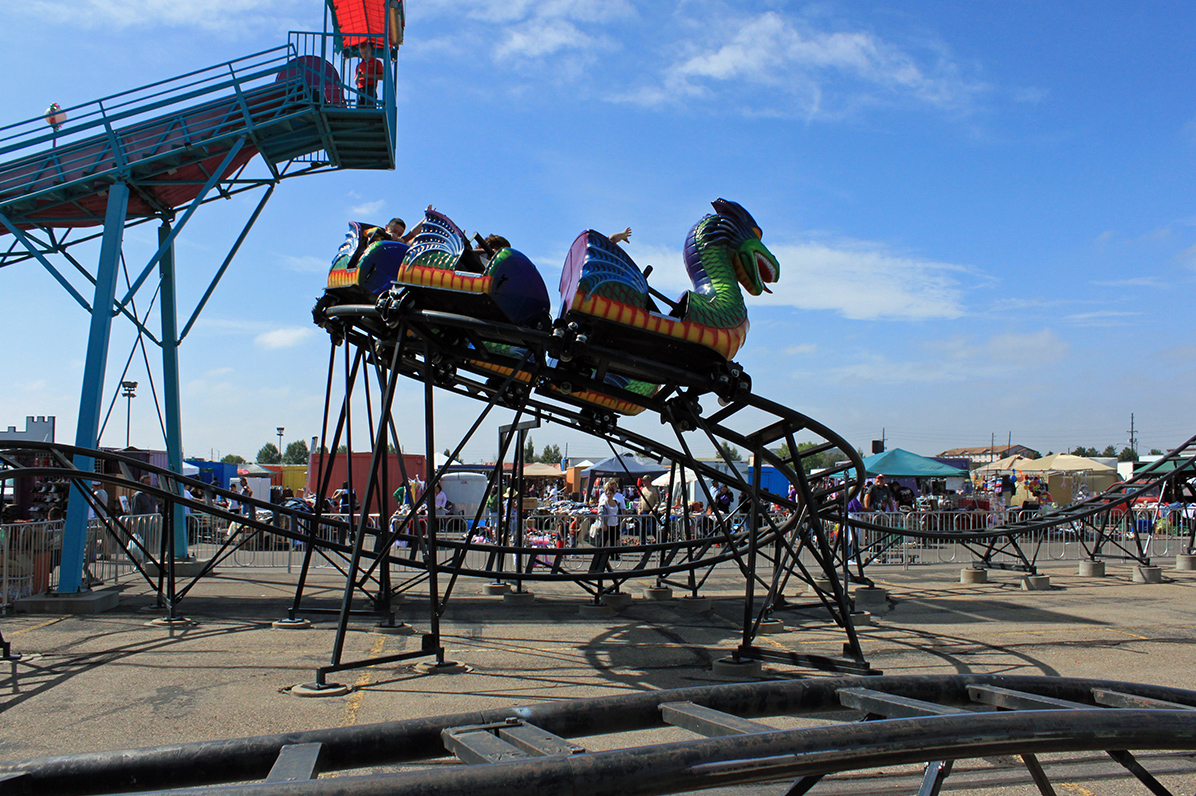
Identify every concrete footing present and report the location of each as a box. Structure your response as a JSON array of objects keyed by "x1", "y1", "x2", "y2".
[
  {"x1": 805, "y1": 578, "x2": 832, "y2": 595},
  {"x1": 711, "y1": 657, "x2": 762, "y2": 679},
  {"x1": 372, "y1": 622, "x2": 415, "y2": 635},
  {"x1": 578, "y1": 602, "x2": 613, "y2": 618},
  {"x1": 482, "y1": 583, "x2": 509, "y2": 595},
  {"x1": 849, "y1": 610, "x2": 872, "y2": 627},
  {"x1": 414, "y1": 660, "x2": 468, "y2": 674},
  {"x1": 676, "y1": 596, "x2": 712, "y2": 612},
  {"x1": 290, "y1": 682, "x2": 351, "y2": 698},
  {"x1": 271, "y1": 618, "x2": 311, "y2": 630},
  {"x1": 643, "y1": 587, "x2": 673, "y2": 601},
  {"x1": 502, "y1": 590, "x2": 535, "y2": 605},
  {"x1": 757, "y1": 618, "x2": 785, "y2": 634},
  {"x1": 600, "y1": 593, "x2": 633, "y2": 610},
  {"x1": 16, "y1": 588, "x2": 120, "y2": 615},
  {"x1": 1133, "y1": 566, "x2": 1163, "y2": 584},
  {"x1": 960, "y1": 568, "x2": 987, "y2": 584},
  {"x1": 852, "y1": 586, "x2": 887, "y2": 607},
  {"x1": 1021, "y1": 575, "x2": 1051, "y2": 591},
  {"x1": 1079, "y1": 560, "x2": 1106, "y2": 577},
  {"x1": 1177, "y1": 554, "x2": 1196, "y2": 571},
  {"x1": 148, "y1": 616, "x2": 196, "y2": 628}
]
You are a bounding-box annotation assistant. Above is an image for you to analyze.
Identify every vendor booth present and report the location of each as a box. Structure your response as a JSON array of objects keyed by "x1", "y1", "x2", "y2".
[{"x1": 1010, "y1": 454, "x2": 1116, "y2": 507}]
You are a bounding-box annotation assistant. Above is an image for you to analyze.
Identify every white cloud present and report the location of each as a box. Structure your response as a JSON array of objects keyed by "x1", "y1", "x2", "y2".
[
  {"x1": 761, "y1": 241, "x2": 968, "y2": 321},
  {"x1": 1179, "y1": 244, "x2": 1196, "y2": 270},
  {"x1": 17, "y1": 0, "x2": 302, "y2": 35},
  {"x1": 495, "y1": 19, "x2": 594, "y2": 60},
  {"x1": 425, "y1": 0, "x2": 635, "y2": 25},
  {"x1": 280, "y1": 255, "x2": 330, "y2": 274},
  {"x1": 626, "y1": 237, "x2": 968, "y2": 321},
  {"x1": 255, "y1": 327, "x2": 314, "y2": 349},
  {"x1": 195, "y1": 318, "x2": 266, "y2": 335},
  {"x1": 1091, "y1": 277, "x2": 1166, "y2": 288},
  {"x1": 350, "y1": 200, "x2": 386, "y2": 218},
  {"x1": 630, "y1": 11, "x2": 984, "y2": 119},
  {"x1": 784, "y1": 343, "x2": 818, "y2": 355},
  {"x1": 988, "y1": 296, "x2": 1071, "y2": 312},
  {"x1": 831, "y1": 329, "x2": 1070, "y2": 385},
  {"x1": 928, "y1": 329, "x2": 1070, "y2": 364},
  {"x1": 1063, "y1": 310, "x2": 1140, "y2": 327}
]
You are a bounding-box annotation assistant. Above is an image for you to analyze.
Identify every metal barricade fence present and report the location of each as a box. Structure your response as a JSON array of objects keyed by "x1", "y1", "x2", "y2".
[
  {"x1": 0, "y1": 514, "x2": 163, "y2": 608},
  {"x1": 1, "y1": 520, "x2": 62, "y2": 607},
  {"x1": 848, "y1": 506, "x2": 1193, "y2": 568},
  {"x1": 89, "y1": 514, "x2": 162, "y2": 586},
  {"x1": 12, "y1": 504, "x2": 1186, "y2": 598}
]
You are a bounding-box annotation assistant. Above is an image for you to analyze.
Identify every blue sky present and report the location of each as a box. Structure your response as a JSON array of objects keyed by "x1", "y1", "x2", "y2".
[{"x1": 2, "y1": 0, "x2": 1194, "y2": 464}]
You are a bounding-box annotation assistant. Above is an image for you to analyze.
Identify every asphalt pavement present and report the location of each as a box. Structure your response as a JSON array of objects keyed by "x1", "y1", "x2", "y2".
[{"x1": 2, "y1": 558, "x2": 1195, "y2": 794}]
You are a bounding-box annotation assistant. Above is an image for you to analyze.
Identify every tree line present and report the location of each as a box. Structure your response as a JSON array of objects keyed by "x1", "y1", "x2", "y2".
[
  {"x1": 218, "y1": 439, "x2": 310, "y2": 465},
  {"x1": 1069, "y1": 445, "x2": 1162, "y2": 462}
]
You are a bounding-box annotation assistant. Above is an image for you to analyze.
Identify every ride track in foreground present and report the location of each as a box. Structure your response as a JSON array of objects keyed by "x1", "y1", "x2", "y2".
[{"x1": 4, "y1": 674, "x2": 1196, "y2": 795}]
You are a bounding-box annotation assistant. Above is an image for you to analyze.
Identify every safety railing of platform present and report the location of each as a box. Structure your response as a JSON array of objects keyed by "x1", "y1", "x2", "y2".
[
  {"x1": 0, "y1": 43, "x2": 321, "y2": 208},
  {"x1": 285, "y1": 30, "x2": 398, "y2": 158},
  {"x1": 1, "y1": 45, "x2": 293, "y2": 154}
]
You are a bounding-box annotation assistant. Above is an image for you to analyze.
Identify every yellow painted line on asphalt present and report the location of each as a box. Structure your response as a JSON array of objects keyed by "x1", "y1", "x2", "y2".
[
  {"x1": 1058, "y1": 782, "x2": 1096, "y2": 796},
  {"x1": 9, "y1": 617, "x2": 66, "y2": 635},
  {"x1": 1108, "y1": 628, "x2": 1150, "y2": 640},
  {"x1": 342, "y1": 635, "x2": 387, "y2": 726}
]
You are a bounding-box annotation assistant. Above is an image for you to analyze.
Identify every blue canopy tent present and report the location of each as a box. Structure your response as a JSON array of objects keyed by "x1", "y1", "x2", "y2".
[{"x1": 857, "y1": 448, "x2": 968, "y2": 478}]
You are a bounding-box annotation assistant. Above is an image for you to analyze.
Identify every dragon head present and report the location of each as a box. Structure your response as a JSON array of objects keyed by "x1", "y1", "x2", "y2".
[{"x1": 710, "y1": 199, "x2": 780, "y2": 297}]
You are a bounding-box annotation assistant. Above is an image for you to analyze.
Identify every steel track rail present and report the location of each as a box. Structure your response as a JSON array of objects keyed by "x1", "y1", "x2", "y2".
[
  {"x1": 316, "y1": 303, "x2": 872, "y2": 667},
  {"x1": 4, "y1": 674, "x2": 1194, "y2": 796}
]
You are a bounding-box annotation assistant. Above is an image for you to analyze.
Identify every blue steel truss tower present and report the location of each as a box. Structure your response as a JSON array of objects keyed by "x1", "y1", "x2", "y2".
[{"x1": 0, "y1": 7, "x2": 402, "y2": 594}]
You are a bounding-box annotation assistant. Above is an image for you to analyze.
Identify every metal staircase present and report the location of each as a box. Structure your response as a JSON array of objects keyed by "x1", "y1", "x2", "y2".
[{"x1": 0, "y1": 31, "x2": 395, "y2": 241}]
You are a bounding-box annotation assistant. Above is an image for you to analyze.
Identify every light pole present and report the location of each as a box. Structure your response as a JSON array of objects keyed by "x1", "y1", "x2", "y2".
[
  {"x1": 277, "y1": 426, "x2": 285, "y2": 464},
  {"x1": 120, "y1": 381, "x2": 138, "y2": 448}
]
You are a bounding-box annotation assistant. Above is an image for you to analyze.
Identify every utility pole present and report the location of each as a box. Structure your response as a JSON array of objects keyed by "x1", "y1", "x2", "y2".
[{"x1": 1127, "y1": 413, "x2": 1137, "y2": 457}]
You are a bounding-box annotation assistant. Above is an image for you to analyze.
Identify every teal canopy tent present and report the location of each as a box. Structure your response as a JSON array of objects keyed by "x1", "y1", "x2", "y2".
[{"x1": 858, "y1": 448, "x2": 968, "y2": 478}]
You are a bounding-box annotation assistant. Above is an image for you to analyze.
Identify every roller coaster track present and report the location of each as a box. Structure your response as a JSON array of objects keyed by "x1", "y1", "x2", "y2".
[
  {"x1": 308, "y1": 296, "x2": 1196, "y2": 679},
  {"x1": 299, "y1": 299, "x2": 875, "y2": 677},
  {"x1": 4, "y1": 674, "x2": 1196, "y2": 795}
]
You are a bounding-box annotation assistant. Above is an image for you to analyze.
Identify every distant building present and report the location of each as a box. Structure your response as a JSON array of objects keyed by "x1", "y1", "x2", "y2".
[
  {"x1": 938, "y1": 444, "x2": 1039, "y2": 466},
  {"x1": 0, "y1": 416, "x2": 55, "y2": 442}
]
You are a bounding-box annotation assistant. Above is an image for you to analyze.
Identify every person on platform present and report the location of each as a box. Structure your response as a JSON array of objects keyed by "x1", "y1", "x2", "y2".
[{"x1": 355, "y1": 40, "x2": 384, "y2": 107}]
